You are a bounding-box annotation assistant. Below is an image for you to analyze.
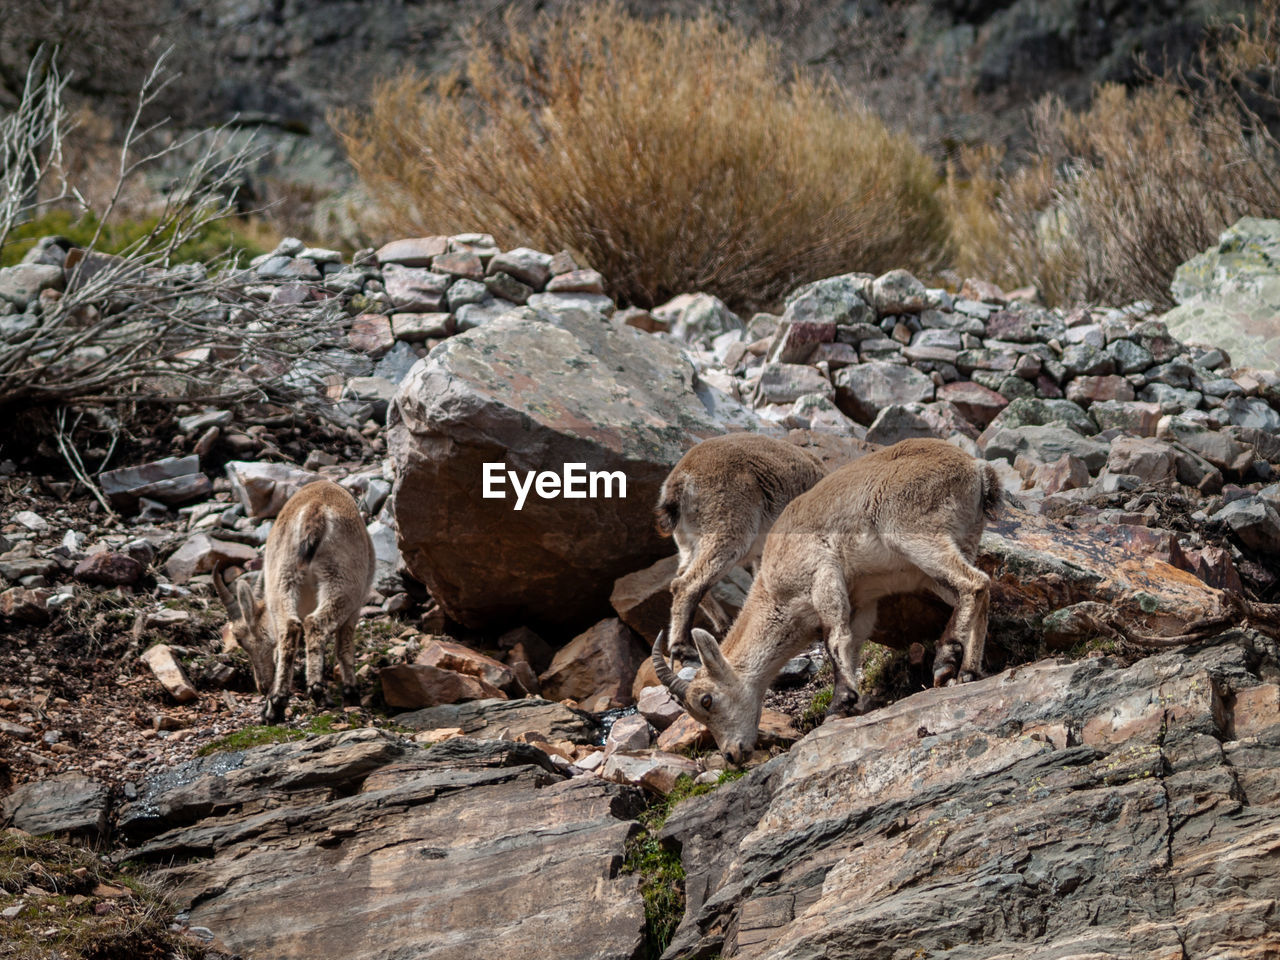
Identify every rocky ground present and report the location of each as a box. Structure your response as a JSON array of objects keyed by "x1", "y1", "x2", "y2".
[{"x1": 3, "y1": 219, "x2": 1280, "y2": 958}]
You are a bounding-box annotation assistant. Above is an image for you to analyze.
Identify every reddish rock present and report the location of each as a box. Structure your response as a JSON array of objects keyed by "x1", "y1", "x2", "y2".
[
  {"x1": 1065, "y1": 375, "x2": 1136, "y2": 405},
  {"x1": 539, "y1": 618, "x2": 647, "y2": 708},
  {"x1": 958, "y1": 277, "x2": 1006, "y2": 303},
  {"x1": 601, "y1": 750, "x2": 701, "y2": 795},
  {"x1": 937, "y1": 381, "x2": 1009, "y2": 429},
  {"x1": 347, "y1": 314, "x2": 395, "y2": 357},
  {"x1": 637, "y1": 684, "x2": 685, "y2": 731},
  {"x1": 1030, "y1": 454, "x2": 1090, "y2": 495},
  {"x1": 379, "y1": 664, "x2": 505, "y2": 709},
  {"x1": 767, "y1": 321, "x2": 837, "y2": 364},
  {"x1": 609, "y1": 555, "x2": 751, "y2": 645},
  {"x1": 1106, "y1": 436, "x2": 1178, "y2": 484},
  {"x1": 1169, "y1": 540, "x2": 1244, "y2": 594},
  {"x1": 74, "y1": 551, "x2": 144, "y2": 586},
  {"x1": 140, "y1": 644, "x2": 198, "y2": 703},
  {"x1": 0, "y1": 586, "x2": 51, "y2": 623},
  {"x1": 415, "y1": 638, "x2": 516, "y2": 694},
  {"x1": 431, "y1": 250, "x2": 485, "y2": 281},
  {"x1": 604, "y1": 714, "x2": 653, "y2": 757},
  {"x1": 546, "y1": 269, "x2": 605, "y2": 294}
]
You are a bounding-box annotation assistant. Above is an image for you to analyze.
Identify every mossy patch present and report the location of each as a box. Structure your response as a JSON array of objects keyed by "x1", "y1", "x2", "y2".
[
  {"x1": 622, "y1": 771, "x2": 745, "y2": 959},
  {"x1": 195, "y1": 712, "x2": 345, "y2": 756}
]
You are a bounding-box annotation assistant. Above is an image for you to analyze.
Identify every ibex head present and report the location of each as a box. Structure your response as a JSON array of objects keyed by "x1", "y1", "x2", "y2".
[
  {"x1": 652, "y1": 629, "x2": 761, "y2": 767},
  {"x1": 212, "y1": 563, "x2": 276, "y2": 692}
]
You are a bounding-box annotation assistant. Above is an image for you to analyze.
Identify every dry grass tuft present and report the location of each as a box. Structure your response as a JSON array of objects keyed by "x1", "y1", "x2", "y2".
[
  {"x1": 946, "y1": 0, "x2": 1280, "y2": 308},
  {"x1": 335, "y1": 3, "x2": 945, "y2": 310}
]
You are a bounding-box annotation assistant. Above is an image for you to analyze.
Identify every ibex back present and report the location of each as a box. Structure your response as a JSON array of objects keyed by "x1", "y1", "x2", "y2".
[
  {"x1": 652, "y1": 438, "x2": 1000, "y2": 765},
  {"x1": 216, "y1": 479, "x2": 375, "y2": 723},
  {"x1": 655, "y1": 433, "x2": 825, "y2": 661}
]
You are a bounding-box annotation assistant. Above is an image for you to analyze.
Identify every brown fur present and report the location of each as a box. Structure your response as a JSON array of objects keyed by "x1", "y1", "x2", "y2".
[
  {"x1": 655, "y1": 438, "x2": 997, "y2": 765},
  {"x1": 221, "y1": 480, "x2": 376, "y2": 723},
  {"x1": 655, "y1": 433, "x2": 825, "y2": 660}
]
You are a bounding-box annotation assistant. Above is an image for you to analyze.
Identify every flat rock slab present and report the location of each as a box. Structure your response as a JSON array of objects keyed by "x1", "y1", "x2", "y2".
[
  {"x1": 1, "y1": 773, "x2": 109, "y2": 840},
  {"x1": 388, "y1": 310, "x2": 764, "y2": 629},
  {"x1": 127, "y1": 731, "x2": 644, "y2": 960},
  {"x1": 662, "y1": 639, "x2": 1280, "y2": 959},
  {"x1": 395, "y1": 697, "x2": 602, "y2": 744}
]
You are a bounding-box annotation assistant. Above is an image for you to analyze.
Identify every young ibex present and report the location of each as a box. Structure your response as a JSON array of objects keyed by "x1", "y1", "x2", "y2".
[
  {"x1": 652, "y1": 438, "x2": 1000, "y2": 766},
  {"x1": 655, "y1": 433, "x2": 825, "y2": 662},
  {"x1": 214, "y1": 479, "x2": 375, "y2": 723}
]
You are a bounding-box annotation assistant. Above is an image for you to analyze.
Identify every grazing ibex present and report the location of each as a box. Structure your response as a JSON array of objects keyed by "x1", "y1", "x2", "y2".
[
  {"x1": 652, "y1": 438, "x2": 1000, "y2": 766},
  {"x1": 214, "y1": 479, "x2": 375, "y2": 723},
  {"x1": 655, "y1": 433, "x2": 825, "y2": 662}
]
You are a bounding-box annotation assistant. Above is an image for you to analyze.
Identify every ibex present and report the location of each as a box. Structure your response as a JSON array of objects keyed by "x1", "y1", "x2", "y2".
[
  {"x1": 214, "y1": 479, "x2": 376, "y2": 723},
  {"x1": 655, "y1": 433, "x2": 825, "y2": 662},
  {"x1": 652, "y1": 438, "x2": 1000, "y2": 766}
]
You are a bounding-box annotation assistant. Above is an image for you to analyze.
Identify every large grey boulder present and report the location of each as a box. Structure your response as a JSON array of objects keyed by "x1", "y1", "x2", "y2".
[
  {"x1": 1163, "y1": 216, "x2": 1280, "y2": 370},
  {"x1": 832, "y1": 361, "x2": 934, "y2": 425},
  {"x1": 388, "y1": 310, "x2": 766, "y2": 630}
]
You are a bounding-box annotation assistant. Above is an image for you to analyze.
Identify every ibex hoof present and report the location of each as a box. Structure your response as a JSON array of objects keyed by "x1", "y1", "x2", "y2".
[
  {"x1": 958, "y1": 670, "x2": 981, "y2": 684},
  {"x1": 932, "y1": 643, "x2": 963, "y2": 688},
  {"x1": 261, "y1": 697, "x2": 288, "y2": 724},
  {"x1": 341, "y1": 684, "x2": 360, "y2": 706},
  {"x1": 308, "y1": 683, "x2": 335, "y2": 708},
  {"x1": 824, "y1": 691, "x2": 861, "y2": 720}
]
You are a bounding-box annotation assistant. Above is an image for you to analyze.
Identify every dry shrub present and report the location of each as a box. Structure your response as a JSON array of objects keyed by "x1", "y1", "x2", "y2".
[
  {"x1": 945, "y1": 0, "x2": 1280, "y2": 308},
  {"x1": 336, "y1": 3, "x2": 945, "y2": 310}
]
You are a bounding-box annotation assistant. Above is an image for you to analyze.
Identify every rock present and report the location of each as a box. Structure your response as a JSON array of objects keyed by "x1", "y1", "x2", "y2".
[
  {"x1": 415, "y1": 638, "x2": 516, "y2": 694},
  {"x1": 655, "y1": 713, "x2": 713, "y2": 753},
  {"x1": 869, "y1": 269, "x2": 927, "y2": 314},
  {"x1": 526, "y1": 291, "x2": 616, "y2": 318},
  {"x1": 391, "y1": 311, "x2": 452, "y2": 341},
  {"x1": 766, "y1": 320, "x2": 836, "y2": 364},
  {"x1": 782, "y1": 275, "x2": 875, "y2": 326},
  {"x1": 375, "y1": 237, "x2": 449, "y2": 266},
  {"x1": 609, "y1": 554, "x2": 751, "y2": 645},
  {"x1": 0, "y1": 263, "x2": 64, "y2": 311},
  {"x1": 1065, "y1": 374, "x2": 1135, "y2": 405},
  {"x1": 636, "y1": 685, "x2": 684, "y2": 731},
  {"x1": 0, "y1": 586, "x2": 51, "y2": 622},
  {"x1": 374, "y1": 340, "x2": 421, "y2": 384},
  {"x1": 1028, "y1": 454, "x2": 1091, "y2": 495},
  {"x1": 1163, "y1": 216, "x2": 1280, "y2": 370},
  {"x1": 388, "y1": 311, "x2": 765, "y2": 629},
  {"x1": 99, "y1": 455, "x2": 211, "y2": 512},
  {"x1": 754, "y1": 362, "x2": 833, "y2": 405},
  {"x1": 140, "y1": 644, "x2": 198, "y2": 703},
  {"x1": 1106, "y1": 337, "x2": 1155, "y2": 374},
  {"x1": 864, "y1": 404, "x2": 942, "y2": 445},
  {"x1": 936, "y1": 381, "x2": 1009, "y2": 428},
  {"x1": 545, "y1": 269, "x2": 605, "y2": 294},
  {"x1": 662, "y1": 643, "x2": 1280, "y2": 960},
  {"x1": 224, "y1": 462, "x2": 323, "y2": 519},
  {"x1": 128, "y1": 732, "x2": 644, "y2": 960},
  {"x1": 538, "y1": 618, "x2": 646, "y2": 708},
  {"x1": 484, "y1": 271, "x2": 533, "y2": 304},
  {"x1": 455, "y1": 297, "x2": 519, "y2": 330},
  {"x1": 1060, "y1": 342, "x2": 1116, "y2": 377},
  {"x1": 1220, "y1": 396, "x2": 1280, "y2": 433},
  {"x1": 652, "y1": 292, "x2": 741, "y2": 343},
  {"x1": 164, "y1": 534, "x2": 258, "y2": 584},
  {"x1": 1089, "y1": 399, "x2": 1162, "y2": 437},
  {"x1": 487, "y1": 247, "x2": 553, "y2": 289},
  {"x1": 1105, "y1": 436, "x2": 1178, "y2": 484},
  {"x1": 981, "y1": 425, "x2": 1109, "y2": 472},
  {"x1": 1159, "y1": 418, "x2": 1255, "y2": 476},
  {"x1": 1, "y1": 773, "x2": 109, "y2": 840},
  {"x1": 382, "y1": 265, "x2": 450, "y2": 312},
  {"x1": 984, "y1": 307, "x2": 1064, "y2": 343},
  {"x1": 379, "y1": 663, "x2": 505, "y2": 709},
  {"x1": 982, "y1": 396, "x2": 1095, "y2": 436},
  {"x1": 73, "y1": 551, "x2": 143, "y2": 586},
  {"x1": 1216, "y1": 498, "x2": 1280, "y2": 555},
  {"x1": 601, "y1": 750, "x2": 701, "y2": 795},
  {"x1": 832, "y1": 362, "x2": 934, "y2": 425},
  {"x1": 604, "y1": 714, "x2": 653, "y2": 756},
  {"x1": 395, "y1": 698, "x2": 601, "y2": 744}
]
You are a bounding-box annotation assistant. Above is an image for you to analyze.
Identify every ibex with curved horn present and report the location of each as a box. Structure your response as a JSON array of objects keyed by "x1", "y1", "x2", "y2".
[
  {"x1": 655, "y1": 433, "x2": 825, "y2": 662},
  {"x1": 652, "y1": 438, "x2": 1000, "y2": 765},
  {"x1": 214, "y1": 479, "x2": 376, "y2": 723}
]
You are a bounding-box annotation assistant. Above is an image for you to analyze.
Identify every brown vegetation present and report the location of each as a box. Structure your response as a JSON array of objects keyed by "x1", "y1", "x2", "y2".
[
  {"x1": 945, "y1": 0, "x2": 1280, "y2": 308},
  {"x1": 336, "y1": 2, "x2": 946, "y2": 310}
]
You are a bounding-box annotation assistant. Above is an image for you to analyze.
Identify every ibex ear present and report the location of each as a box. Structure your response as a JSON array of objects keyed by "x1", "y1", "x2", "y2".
[
  {"x1": 691, "y1": 628, "x2": 734, "y2": 681},
  {"x1": 235, "y1": 579, "x2": 258, "y2": 625}
]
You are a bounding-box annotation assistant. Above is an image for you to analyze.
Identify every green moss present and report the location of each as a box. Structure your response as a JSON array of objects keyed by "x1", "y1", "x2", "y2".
[
  {"x1": 622, "y1": 771, "x2": 745, "y2": 959},
  {"x1": 800, "y1": 684, "x2": 834, "y2": 733},
  {"x1": 1, "y1": 209, "x2": 272, "y2": 267},
  {"x1": 194, "y1": 713, "x2": 346, "y2": 756}
]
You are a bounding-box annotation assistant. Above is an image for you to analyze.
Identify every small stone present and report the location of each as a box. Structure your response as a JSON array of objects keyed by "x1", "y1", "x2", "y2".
[
  {"x1": 379, "y1": 663, "x2": 505, "y2": 709},
  {"x1": 0, "y1": 586, "x2": 52, "y2": 622},
  {"x1": 12, "y1": 510, "x2": 48, "y2": 533},
  {"x1": 347, "y1": 315, "x2": 396, "y2": 357},
  {"x1": 636, "y1": 685, "x2": 684, "y2": 731},
  {"x1": 483, "y1": 272, "x2": 533, "y2": 305},
  {"x1": 936, "y1": 381, "x2": 1009, "y2": 429},
  {"x1": 164, "y1": 534, "x2": 259, "y2": 583},
  {"x1": 604, "y1": 714, "x2": 653, "y2": 757},
  {"x1": 546, "y1": 269, "x2": 605, "y2": 294},
  {"x1": 73, "y1": 551, "x2": 143, "y2": 587},
  {"x1": 1105, "y1": 436, "x2": 1178, "y2": 484},
  {"x1": 1060, "y1": 343, "x2": 1116, "y2": 377},
  {"x1": 1065, "y1": 375, "x2": 1136, "y2": 405},
  {"x1": 224, "y1": 461, "x2": 324, "y2": 519},
  {"x1": 754, "y1": 363, "x2": 833, "y2": 405},
  {"x1": 383, "y1": 265, "x2": 450, "y2": 312},
  {"x1": 486, "y1": 247, "x2": 553, "y2": 288},
  {"x1": 446, "y1": 278, "x2": 490, "y2": 311},
  {"x1": 833, "y1": 362, "x2": 934, "y2": 425},
  {"x1": 140, "y1": 644, "x2": 198, "y2": 703},
  {"x1": 391, "y1": 312, "x2": 452, "y2": 341},
  {"x1": 376, "y1": 237, "x2": 450, "y2": 266},
  {"x1": 870, "y1": 269, "x2": 928, "y2": 315}
]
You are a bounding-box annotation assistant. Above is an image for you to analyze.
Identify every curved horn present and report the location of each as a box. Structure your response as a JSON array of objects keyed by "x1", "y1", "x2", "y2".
[
  {"x1": 211, "y1": 561, "x2": 242, "y2": 620},
  {"x1": 651, "y1": 631, "x2": 690, "y2": 703}
]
